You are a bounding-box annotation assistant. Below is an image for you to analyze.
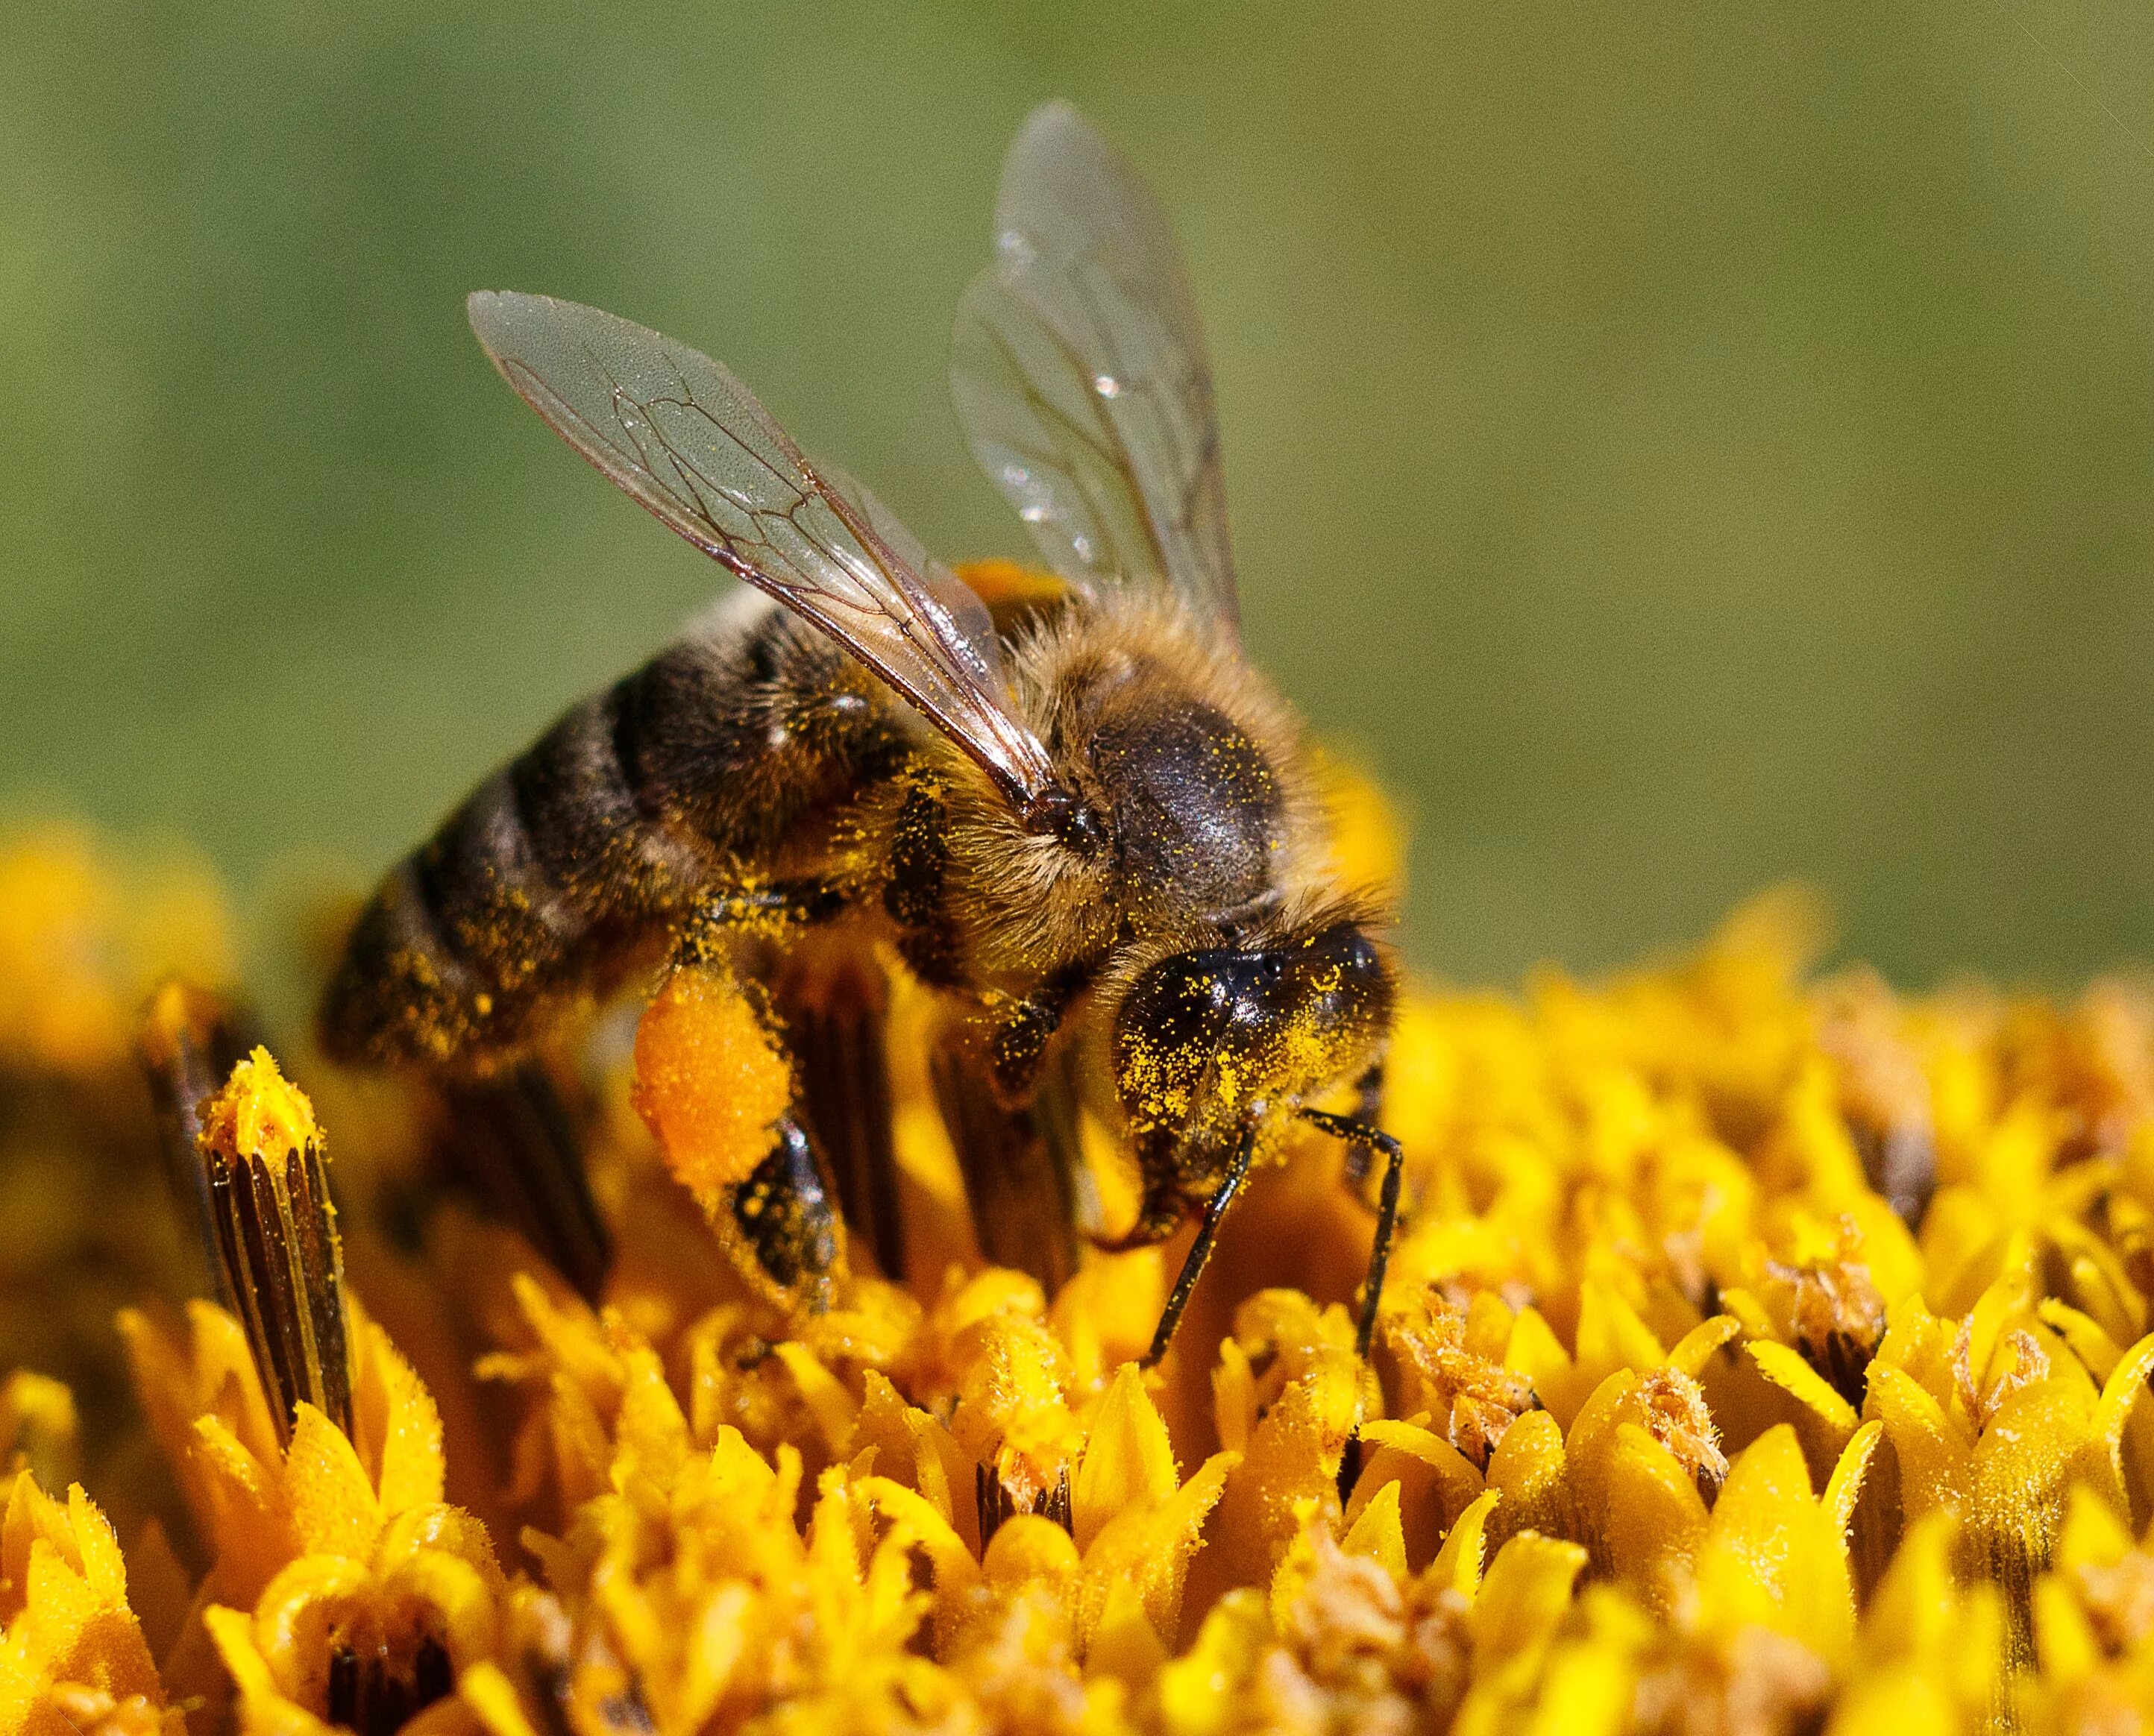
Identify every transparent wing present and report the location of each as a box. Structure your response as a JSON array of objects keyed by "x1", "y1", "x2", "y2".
[
  {"x1": 468, "y1": 290, "x2": 1055, "y2": 814},
  {"x1": 951, "y1": 101, "x2": 1240, "y2": 635},
  {"x1": 822, "y1": 461, "x2": 1011, "y2": 694}
]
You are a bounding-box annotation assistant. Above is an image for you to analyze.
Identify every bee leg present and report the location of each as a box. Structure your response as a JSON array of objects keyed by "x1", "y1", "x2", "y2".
[
  {"x1": 930, "y1": 1034, "x2": 1088, "y2": 1295},
  {"x1": 725, "y1": 1116, "x2": 842, "y2": 1312},
  {"x1": 664, "y1": 879, "x2": 859, "y2": 1309},
  {"x1": 774, "y1": 949, "x2": 905, "y2": 1283},
  {"x1": 676, "y1": 877, "x2": 850, "y2": 962},
  {"x1": 1301, "y1": 1108, "x2": 1406, "y2": 1359},
  {"x1": 1355, "y1": 1060, "x2": 1386, "y2": 1122},
  {"x1": 1143, "y1": 1122, "x2": 1257, "y2": 1368},
  {"x1": 439, "y1": 1061, "x2": 612, "y2": 1304},
  {"x1": 1334, "y1": 1064, "x2": 1388, "y2": 1191}
]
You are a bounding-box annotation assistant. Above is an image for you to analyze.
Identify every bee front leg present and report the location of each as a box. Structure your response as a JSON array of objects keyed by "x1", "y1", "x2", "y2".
[
  {"x1": 1300, "y1": 1108, "x2": 1406, "y2": 1359},
  {"x1": 930, "y1": 1035, "x2": 1089, "y2": 1294},
  {"x1": 775, "y1": 944, "x2": 905, "y2": 1283},
  {"x1": 928, "y1": 968, "x2": 1098, "y2": 1295},
  {"x1": 1143, "y1": 1123, "x2": 1257, "y2": 1368}
]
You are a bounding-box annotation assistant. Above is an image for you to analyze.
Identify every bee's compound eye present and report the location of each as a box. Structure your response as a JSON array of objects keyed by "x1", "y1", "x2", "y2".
[
  {"x1": 1290, "y1": 922, "x2": 1392, "y2": 1034},
  {"x1": 1113, "y1": 924, "x2": 1394, "y2": 1142},
  {"x1": 1113, "y1": 949, "x2": 1246, "y2": 1119}
]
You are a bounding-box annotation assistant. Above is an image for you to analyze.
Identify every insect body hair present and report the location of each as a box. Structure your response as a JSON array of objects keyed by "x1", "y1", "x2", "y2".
[{"x1": 920, "y1": 588, "x2": 1334, "y2": 987}]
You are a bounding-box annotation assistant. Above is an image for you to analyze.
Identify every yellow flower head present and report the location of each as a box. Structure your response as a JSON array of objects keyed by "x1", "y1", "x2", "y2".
[{"x1": 10, "y1": 770, "x2": 2154, "y2": 1734}]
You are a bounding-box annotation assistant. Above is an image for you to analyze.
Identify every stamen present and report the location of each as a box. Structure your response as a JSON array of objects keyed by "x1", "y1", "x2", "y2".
[
  {"x1": 198, "y1": 1046, "x2": 354, "y2": 1443},
  {"x1": 439, "y1": 1061, "x2": 611, "y2": 1304},
  {"x1": 136, "y1": 979, "x2": 259, "y2": 1305}
]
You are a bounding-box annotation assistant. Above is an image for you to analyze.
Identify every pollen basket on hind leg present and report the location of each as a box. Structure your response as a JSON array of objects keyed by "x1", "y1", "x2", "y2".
[{"x1": 631, "y1": 960, "x2": 794, "y2": 1204}]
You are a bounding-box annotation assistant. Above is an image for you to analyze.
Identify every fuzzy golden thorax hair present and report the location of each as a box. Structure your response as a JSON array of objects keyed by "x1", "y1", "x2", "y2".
[{"x1": 918, "y1": 591, "x2": 1334, "y2": 988}]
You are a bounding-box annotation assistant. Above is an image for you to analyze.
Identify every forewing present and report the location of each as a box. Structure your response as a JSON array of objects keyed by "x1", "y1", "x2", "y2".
[
  {"x1": 468, "y1": 291, "x2": 1054, "y2": 811},
  {"x1": 823, "y1": 461, "x2": 1011, "y2": 695},
  {"x1": 951, "y1": 101, "x2": 1240, "y2": 634}
]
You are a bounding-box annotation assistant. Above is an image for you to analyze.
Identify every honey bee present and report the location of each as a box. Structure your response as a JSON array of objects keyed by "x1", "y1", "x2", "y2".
[{"x1": 320, "y1": 101, "x2": 1403, "y2": 1362}]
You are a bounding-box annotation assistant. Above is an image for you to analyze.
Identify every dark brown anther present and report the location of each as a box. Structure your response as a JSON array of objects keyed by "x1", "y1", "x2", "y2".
[
  {"x1": 1852, "y1": 1116, "x2": 1936, "y2": 1232},
  {"x1": 199, "y1": 1048, "x2": 354, "y2": 1444},
  {"x1": 136, "y1": 979, "x2": 261, "y2": 1305},
  {"x1": 1773, "y1": 1255, "x2": 1888, "y2": 1410},
  {"x1": 774, "y1": 948, "x2": 905, "y2": 1283},
  {"x1": 327, "y1": 1633, "x2": 454, "y2": 1736},
  {"x1": 1040, "y1": 1463, "x2": 1073, "y2": 1535},
  {"x1": 976, "y1": 1460, "x2": 1014, "y2": 1548},
  {"x1": 438, "y1": 1061, "x2": 611, "y2": 1304},
  {"x1": 1334, "y1": 1432, "x2": 1365, "y2": 1505},
  {"x1": 975, "y1": 1460, "x2": 1075, "y2": 1547},
  {"x1": 930, "y1": 1030, "x2": 1086, "y2": 1297}
]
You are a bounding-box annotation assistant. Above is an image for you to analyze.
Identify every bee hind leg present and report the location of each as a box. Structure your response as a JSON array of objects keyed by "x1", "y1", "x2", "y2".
[
  {"x1": 651, "y1": 885, "x2": 858, "y2": 1313},
  {"x1": 725, "y1": 1116, "x2": 843, "y2": 1312}
]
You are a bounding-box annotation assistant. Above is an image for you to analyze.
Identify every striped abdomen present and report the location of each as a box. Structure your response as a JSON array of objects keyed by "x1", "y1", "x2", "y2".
[{"x1": 318, "y1": 596, "x2": 902, "y2": 1072}]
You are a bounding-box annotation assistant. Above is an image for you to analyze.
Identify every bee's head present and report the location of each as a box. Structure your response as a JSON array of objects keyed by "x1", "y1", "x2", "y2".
[{"x1": 1110, "y1": 914, "x2": 1394, "y2": 1187}]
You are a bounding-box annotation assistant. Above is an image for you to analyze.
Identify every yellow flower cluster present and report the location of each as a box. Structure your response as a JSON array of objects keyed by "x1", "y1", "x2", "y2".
[{"x1": 5, "y1": 808, "x2": 2154, "y2": 1735}]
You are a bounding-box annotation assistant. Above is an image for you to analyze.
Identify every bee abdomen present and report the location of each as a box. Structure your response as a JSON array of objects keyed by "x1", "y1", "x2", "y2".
[
  {"x1": 321, "y1": 681, "x2": 712, "y2": 1070},
  {"x1": 321, "y1": 597, "x2": 906, "y2": 1073}
]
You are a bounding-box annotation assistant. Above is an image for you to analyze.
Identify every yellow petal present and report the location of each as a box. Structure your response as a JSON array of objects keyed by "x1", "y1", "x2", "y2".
[
  {"x1": 1748, "y1": 1340, "x2": 1859, "y2": 1438},
  {"x1": 1505, "y1": 1308, "x2": 1580, "y2": 1427},
  {"x1": 2091, "y1": 1327, "x2": 2154, "y2": 1514},
  {"x1": 1666, "y1": 1314, "x2": 1741, "y2": 1377},
  {"x1": 249, "y1": 1555, "x2": 369, "y2": 1694},
  {"x1": 1428, "y1": 1488, "x2": 1501, "y2": 1600},
  {"x1": 1824, "y1": 1666, "x2": 1959, "y2": 1736},
  {"x1": 1340, "y1": 1479, "x2": 1407, "y2": 1580},
  {"x1": 203, "y1": 1603, "x2": 277, "y2": 1703},
  {"x1": 612, "y1": 1345, "x2": 692, "y2": 1489},
  {"x1": 1572, "y1": 1283, "x2": 1666, "y2": 1391},
  {"x1": 1073, "y1": 1365, "x2": 1178, "y2": 1554},
  {"x1": 1151, "y1": 1587, "x2": 1266, "y2": 1736},
  {"x1": 1076, "y1": 1450, "x2": 1237, "y2": 1649},
  {"x1": 1471, "y1": 1531, "x2": 1588, "y2": 1675},
  {"x1": 188, "y1": 1416, "x2": 296, "y2": 1599},
  {"x1": 458, "y1": 1661, "x2": 540, "y2": 1736},
  {"x1": 1823, "y1": 1419, "x2": 1884, "y2": 1538},
  {"x1": 1863, "y1": 1362, "x2": 1970, "y2": 1521},
  {"x1": 1486, "y1": 1409, "x2": 1569, "y2": 1547},
  {"x1": 1596, "y1": 1421, "x2": 1709, "y2": 1606},
  {"x1": 1697, "y1": 1424, "x2": 1854, "y2": 1662},
  {"x1": 357, "y1": 1327, "x2": 445, "y2": 1516},
  {"x1": 281, "y1": 1403, "x2": 380, "y2": 1561},
  {"x1": 2029, "y1": 1574, "x2": 2100, "y2": 1684},
  {"x1": 1084, "y1": 1577, "x2": 1168, "y2": 1692},
  {"x1": 1353, "y1": 1418, "x2": 1485, "y2": 1532}
]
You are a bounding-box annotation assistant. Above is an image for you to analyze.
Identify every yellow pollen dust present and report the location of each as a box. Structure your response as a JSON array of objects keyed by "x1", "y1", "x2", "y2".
[{"x1": 199, "y1": 1045, "x2": 319, "y2": 1162}]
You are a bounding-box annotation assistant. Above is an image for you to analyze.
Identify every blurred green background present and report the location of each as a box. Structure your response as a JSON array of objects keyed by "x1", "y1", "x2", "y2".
[{"x1": 4, "y1": 0, "x2": 2151, "y2": 988}]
